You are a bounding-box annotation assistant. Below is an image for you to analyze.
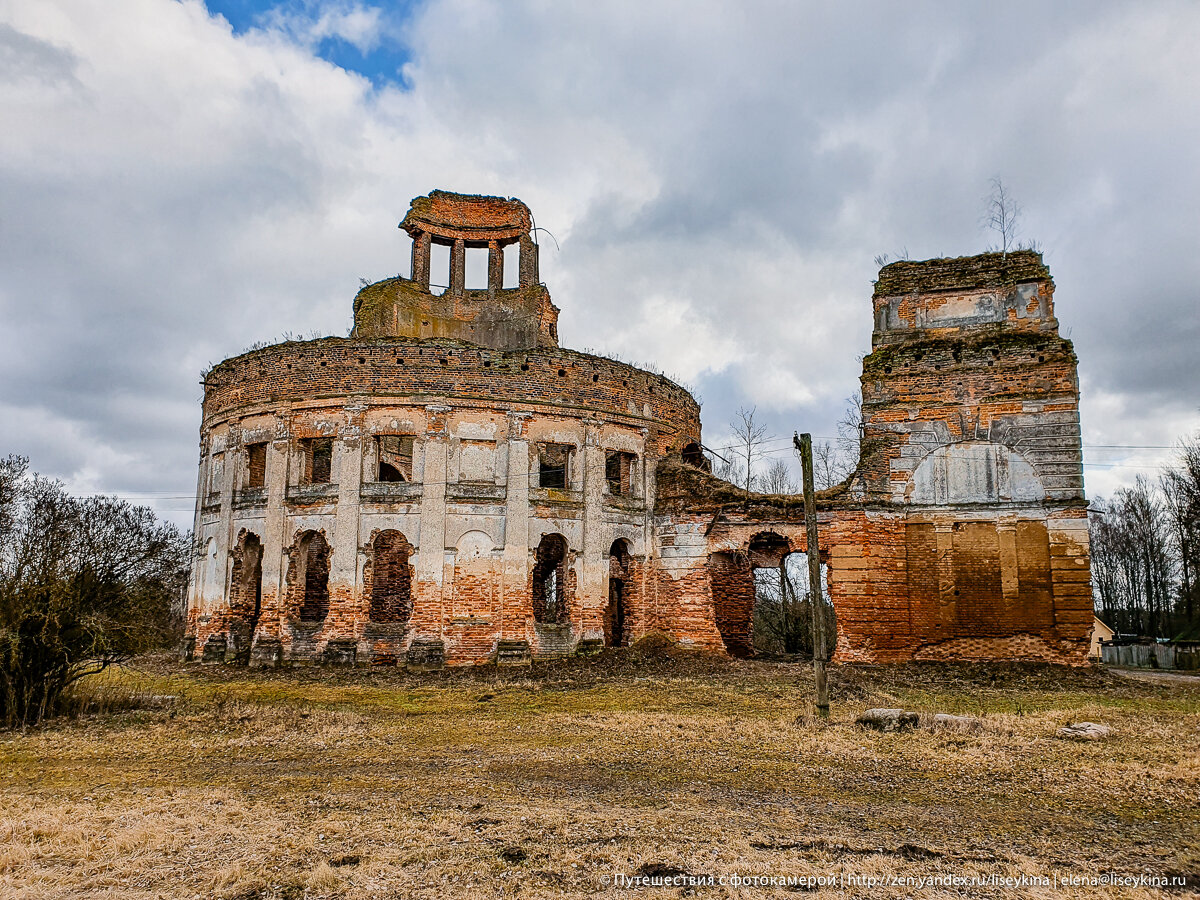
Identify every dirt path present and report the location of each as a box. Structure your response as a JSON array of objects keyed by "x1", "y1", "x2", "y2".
[{"x1": 1110, "y1": 666, "x2": 1200, "y2": 685}]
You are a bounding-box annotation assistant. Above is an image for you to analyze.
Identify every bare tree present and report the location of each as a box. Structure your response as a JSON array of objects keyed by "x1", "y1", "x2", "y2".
[
  {"x1": 836, "y1": 390, "x2": 863, "y2": 478},
  {"x1": 1091, "y1": 477, "x2": 1178, "y2": 638},
  {"x1": 1092, "y1": 428, "x2": 1200, "y2": 640},
  {"x1": 983, "y1": 176, "x2": 1022, "y2": 258},
  {"x1": 730, "y1": 406, "x2": 770, "y2": 500},
  {"x1": 713, "y1": 454, "x2": 745, "y2": 489},
  {"x1": 812, "y1": 440, "x2": 846, "y2": 491},
  {"x1": 760, "y1": 458, "x2": 797, "y2": 495},
  {"x1": 1161, "y1": 432, "x2": 1200, "y2": 626},
  {"x1": 0, "y1": 460, "x2": 189, "y2": 728}
]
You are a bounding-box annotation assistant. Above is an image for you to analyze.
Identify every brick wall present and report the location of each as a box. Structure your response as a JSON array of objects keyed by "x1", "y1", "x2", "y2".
[
  {"x1": 188, "y1": 239, "x2": 1091, "y2": 669},
  {"x1": 203, "y1": 338, "x2": 700, "y2": 458}
]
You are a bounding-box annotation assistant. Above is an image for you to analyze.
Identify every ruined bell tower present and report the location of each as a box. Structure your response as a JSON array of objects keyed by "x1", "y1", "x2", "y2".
[{"x1": 848, "y1": 250, "x2": 1092, "y2": 661}]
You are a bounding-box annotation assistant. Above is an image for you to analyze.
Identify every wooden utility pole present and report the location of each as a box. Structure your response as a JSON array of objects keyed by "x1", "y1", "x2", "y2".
[{"x1": 794, "y1": 431, "x2": 829, "y2": 716}]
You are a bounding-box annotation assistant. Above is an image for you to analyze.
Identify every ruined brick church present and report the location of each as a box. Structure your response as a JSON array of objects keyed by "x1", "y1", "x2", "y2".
[{"x1": 186, "y1": 190, "x2": 1093, "y2": 668}]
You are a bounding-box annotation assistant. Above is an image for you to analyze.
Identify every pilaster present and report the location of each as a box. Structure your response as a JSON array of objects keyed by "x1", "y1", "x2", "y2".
[
  {"x1": 329, "y1": 404, "x2": 366, "y2": 638},
  {"x1": 257, "y1": 423, "x2": 291, "y2": 642},
  {"x1": 415, "y1": 404, "x2": 450, "y2": 635},
  {"x1": 502, "y1": 411, "x2": 532, "y2": 638}
]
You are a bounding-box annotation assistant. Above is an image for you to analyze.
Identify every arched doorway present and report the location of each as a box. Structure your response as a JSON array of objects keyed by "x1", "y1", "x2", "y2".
[
  {"x1": 532, "y1": 533, "x2": 569, "y2": 625},
  {"x1": 752, "y1": 546, "x2": 836, "y2": 658},
  {"x1": 369, "y1": 530, "x2": 413, "y2": 623},
  {"x1": 290, "y1": 530, "x2": 330, "y2": 623},
  {"x1": 606, "y1": 539, "x2": 632, "y2": 647},
  {"x1": 228, "y1": 531, "x2": 263, "y2": 664}
]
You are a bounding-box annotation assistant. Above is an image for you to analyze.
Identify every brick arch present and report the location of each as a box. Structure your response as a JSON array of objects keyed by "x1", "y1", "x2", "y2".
[{"x1": 747, "y1": 531, "x2": 792, "y2": 568}]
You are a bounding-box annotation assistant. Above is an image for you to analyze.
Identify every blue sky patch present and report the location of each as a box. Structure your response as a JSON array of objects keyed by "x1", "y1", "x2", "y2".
[{"x1": 203, "y1": 0, "x2": 417, "y2": 86}]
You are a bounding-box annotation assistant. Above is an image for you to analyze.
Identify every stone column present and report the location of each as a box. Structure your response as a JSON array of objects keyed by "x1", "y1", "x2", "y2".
[
  {"x1": 519, "y1": 234, "x2": 539, "y2": 287},
  {"x1": 212, "y1": 433, "x2": 238, "y2": 609},
  {"x1": 251, "y1": 422, "x2": 291, "y2": 666},
  {"x1": 184, "y1": 437, "x2": 208, "y2": 628},
  {"x1": 411, "y1": 230, "x2": 430, "y2": 287},
  {"x1": 487, "y1": 240, "x2": 502, "y2": 296},
  {"x1": 501, "y1": 411, "x2": 532, "y2": 639},
  {"x1": 415, "y1": 404, "x2": 450, "y2": 633},
  {"x1": 638, "y1": 427, "x2": 655, "y2": 640},
  {"x1": 449, "y1": 238, "x2": 465, "y2": 296},
  {"x1": 328, "y1": 404, "x2": 366, "y2": 647}
]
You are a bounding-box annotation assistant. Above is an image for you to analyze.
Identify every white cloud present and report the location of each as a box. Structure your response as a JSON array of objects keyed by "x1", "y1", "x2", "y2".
[
  {"x1": 598, "y1": 294, "x2": 740, "y2": 386},
  {"x1": 257, "y1": 1, "x2": 384, "y2": 55}
]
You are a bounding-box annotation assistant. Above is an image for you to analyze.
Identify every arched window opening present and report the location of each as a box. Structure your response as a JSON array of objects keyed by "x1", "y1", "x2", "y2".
[
  {"x1": 606, "y1": 539, "x2": 632, "y2": 648},
  {"x1": 228, "y1": 532, "x2": 263, "y2": 664},
  {"x1": 370, "y1": 530, "x2": 413, "y2": 623},
  {"x1": 532, "y1": 534, "x2": 569, "y2": 625},
  {"x1": 295, "y1": 531, "x2": 331, "y2": 623}
]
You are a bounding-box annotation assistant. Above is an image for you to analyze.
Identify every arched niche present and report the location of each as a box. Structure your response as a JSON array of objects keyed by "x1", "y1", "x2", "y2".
[
  {"x1": 456, "y1": 529, "x2": 498, "y2": 560},
  {"x1": 908, "y1": 441, "x2": 1045, "y2": 505}
]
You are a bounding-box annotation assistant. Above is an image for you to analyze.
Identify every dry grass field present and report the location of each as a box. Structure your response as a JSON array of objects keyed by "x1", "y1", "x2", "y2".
[{"x1": 1, "y1": 641, "x2": 1197, "y2": 899}]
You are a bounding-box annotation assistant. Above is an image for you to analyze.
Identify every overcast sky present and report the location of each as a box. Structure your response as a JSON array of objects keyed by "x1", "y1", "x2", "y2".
[{"x1": 2, "y1": 0, "x2": 1198, "y2": 528}]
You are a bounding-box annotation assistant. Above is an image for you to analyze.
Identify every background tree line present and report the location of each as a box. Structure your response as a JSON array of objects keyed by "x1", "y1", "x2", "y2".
[
  {"x1": 707, "y1": 403, "x2": 857, "y2": 657},
  {"x1": 0, "y1": 456, "x2": 188, "y2": 728},
  {"x1": 1091, "y1": 431, "x2": 1200, "y2": 640}
]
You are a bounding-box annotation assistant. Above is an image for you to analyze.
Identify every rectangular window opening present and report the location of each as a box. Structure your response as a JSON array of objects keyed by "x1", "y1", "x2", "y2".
[
  {"x1": 302, "y1": 438, "x2": 333, "y2": 485},
  {"x1": 502, "y1": 242, "x2": 520, "y2": 289},
  {"x1": 605, "y1": 451, "x2": 636, "y2": 496},
  {"x1": 464, "y1": 245, "x2": 489, "y2": 290},
  {"x1": 246, "y1": 443, "x2": 267, "y2": 489},
  {"x1": 377, "y1": 435, "x2": 414, "y2": 482},
  {"x1": 538, "y1": 443, "x2": 572, "y2": 489},
  {"x1": 429, "y1": 241, "x2": 451, "y2": 296}
]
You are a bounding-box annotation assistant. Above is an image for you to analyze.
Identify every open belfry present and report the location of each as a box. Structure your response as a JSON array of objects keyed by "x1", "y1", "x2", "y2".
[{"x1": 186, "y1": 190, "x2": 1093, "y2": 668}]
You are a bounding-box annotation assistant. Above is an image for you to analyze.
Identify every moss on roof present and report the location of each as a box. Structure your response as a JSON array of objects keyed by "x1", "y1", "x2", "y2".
[
  {"x1": 861, "y1": 329, "x2": 1075, "y2": 374},
  {"x1": 654, "y1": 456, "x2": 854, "y2": 518},
  {"x1": 874, "y1": 251, "x2": 1050, "y2": 297}
]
